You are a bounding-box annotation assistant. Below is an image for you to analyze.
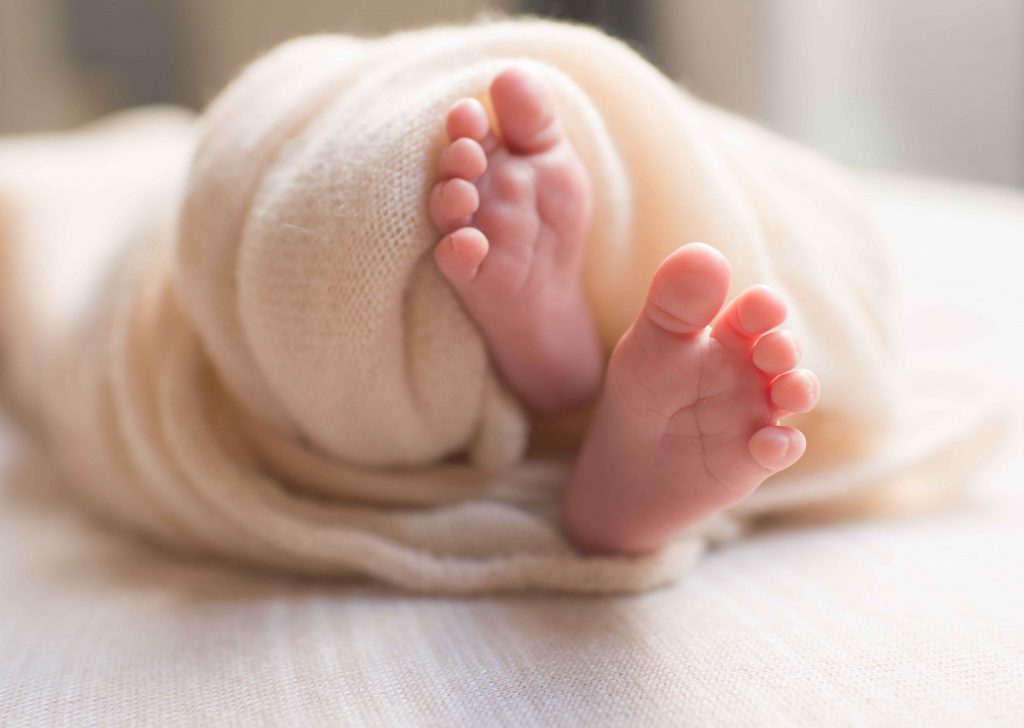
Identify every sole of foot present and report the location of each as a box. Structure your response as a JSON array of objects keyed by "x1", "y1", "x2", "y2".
[
  {"x1": 563, "y1": 243, "x2": 819, "y2": 555},
  {"x1": 429, "y1": 67, "x2": 602, "y2": 415}
]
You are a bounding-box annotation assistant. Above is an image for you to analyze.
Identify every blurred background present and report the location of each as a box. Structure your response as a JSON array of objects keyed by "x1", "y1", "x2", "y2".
[{"x1": 1, "y1": 0, "x2": 1021, "y2": 187}]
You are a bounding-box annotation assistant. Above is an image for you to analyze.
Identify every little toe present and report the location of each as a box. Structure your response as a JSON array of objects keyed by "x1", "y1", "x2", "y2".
[
  {"x1": 640, "y1": 242, "x2": 732, "y2": 337},
  {"x1": 490, "y1": 67, "x2": 561, "y2": 155},
  {"x1": 770, "y1": 369, "x2": 820, "y2": 414},
  {"x1": 429, "y1": 178, "x2": 479, "y2": 231},
  {"x1": 748, "y1": 425, "x2": 806, "y2": 471},
  {"x1": 752, "y1": 330, "x2": 802, "y2": 376},
  {"x1": 711, "y1": 284, "x2": 788, "y2": 355},
  {"x1": 434, "y1": 227, "x2": 489, "y2": 286},
  {"x1": 439, "y1": 137, "x2": 487, "y2": 180}
]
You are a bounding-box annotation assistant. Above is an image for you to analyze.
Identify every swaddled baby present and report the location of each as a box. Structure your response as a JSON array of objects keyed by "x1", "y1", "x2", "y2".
[
  {"x1": 6, "y1": 18, "x2": 991, "y2": 594},
  {"x1": 428, "y1": 68, "x2": 818, "y2": 554}
]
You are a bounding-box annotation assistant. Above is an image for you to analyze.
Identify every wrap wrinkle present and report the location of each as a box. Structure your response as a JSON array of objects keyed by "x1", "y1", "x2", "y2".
[{"x1": 0, "y1": 20, "x2": 1008, "y2": 593}]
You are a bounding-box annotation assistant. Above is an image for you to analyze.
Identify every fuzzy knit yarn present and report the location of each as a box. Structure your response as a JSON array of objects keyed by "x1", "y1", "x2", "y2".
[{"x1": 0, "y1": 19, "x2": 1009, "y2": 593}]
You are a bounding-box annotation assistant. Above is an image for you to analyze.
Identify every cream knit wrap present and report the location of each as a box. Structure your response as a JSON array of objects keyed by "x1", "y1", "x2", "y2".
[{"x1": 0, "y1": 20, "x2": 1007, "y2": 593}]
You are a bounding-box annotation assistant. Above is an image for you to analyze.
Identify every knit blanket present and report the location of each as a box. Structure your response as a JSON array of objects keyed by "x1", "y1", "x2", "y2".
[{"x1": 0, "y1": 20, "x2": 1008, "y2": 593}]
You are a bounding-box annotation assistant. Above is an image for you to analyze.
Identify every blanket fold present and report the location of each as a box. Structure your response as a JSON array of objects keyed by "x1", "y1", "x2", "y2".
[{"x1": 0, "y1": 19, "x2": 1010, "y2": 593}]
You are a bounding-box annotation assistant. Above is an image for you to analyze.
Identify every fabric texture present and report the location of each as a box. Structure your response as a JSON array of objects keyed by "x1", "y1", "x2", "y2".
[
  {"x1": 0, "y1": 172, "x2": 1022, "y2": 723},
  {"x1": 0, "y1": 20, "x2": 1011, "y2": 593}
]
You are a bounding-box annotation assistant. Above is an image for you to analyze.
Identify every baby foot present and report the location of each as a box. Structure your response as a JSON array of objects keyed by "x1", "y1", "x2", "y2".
[
  {"x1": 563, "y1": 243, "x2": 820, "y2": 554},
  {"x1": 429, "y1": 67, "x2": 602, "y2": 415}
]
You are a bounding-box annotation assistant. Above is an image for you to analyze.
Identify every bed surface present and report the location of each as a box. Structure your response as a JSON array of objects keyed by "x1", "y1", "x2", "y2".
[{"x1": 1, "y1": 175, "x2": 1021, "y2": 726}]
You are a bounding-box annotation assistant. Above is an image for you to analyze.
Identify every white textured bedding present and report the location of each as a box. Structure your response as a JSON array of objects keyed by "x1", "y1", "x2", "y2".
[{"x1": 0, "y1": 175, "x2": 1021, "y2": 726}]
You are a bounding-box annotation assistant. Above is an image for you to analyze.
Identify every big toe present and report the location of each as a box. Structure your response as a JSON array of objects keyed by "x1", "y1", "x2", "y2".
[
  {"x1": 490, "y1": 67, "x2": 561, "y2": 154},
  {"x1": 641, "y1": 243, "x2": 732, "y2": 336}
]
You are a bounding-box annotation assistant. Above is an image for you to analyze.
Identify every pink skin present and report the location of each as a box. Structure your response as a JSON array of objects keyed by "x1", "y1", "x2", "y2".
[
  {"x1": 564, "y1": 244, "x2": 819, "y2": 554},
  {"x1": 429, "y1": 68, "x2": 602, "y2": 415},
  {"x1": 431, "y1": 68, "x2": 819, "y2": 554}
]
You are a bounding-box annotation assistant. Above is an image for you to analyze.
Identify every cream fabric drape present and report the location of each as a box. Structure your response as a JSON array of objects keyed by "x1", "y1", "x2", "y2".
[{"x1": 0, "y1": 20, "x2": 1009, "y2": 593}]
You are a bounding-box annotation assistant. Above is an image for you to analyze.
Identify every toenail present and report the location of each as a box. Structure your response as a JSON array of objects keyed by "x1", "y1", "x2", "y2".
[
  {"x1": 736, "y1": 299, "x2": 756, "y2": 333},
  {"x1": 805, "y1": 371, "x2": 820, "y2": 400},
  {"x1": 768, "y1": 428, "x2": 790, "y2": 455},
  {"x1": 790, "y1": 333, "x2": 803, "y2": 360}
]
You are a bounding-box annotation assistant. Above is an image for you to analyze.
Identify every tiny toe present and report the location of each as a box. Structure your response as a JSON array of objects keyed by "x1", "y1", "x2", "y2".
[
  {"x1": 770, "y1": 369, "x2": 820, "y2": 414},
  {"x1": 490, "y1": 67, "x2": 561, "y2": 154},
  {"x1": 446, "y1": 98, "x2": 490, "y2": 142},
  {"x1": 752, "y1": 330, "x2": 802, "y2": 375},
  {"x1": 711, "y1": 284, "x2": 788, "y2": 355},
  {"x1": 429, "y1": 178, "x2": 479, "y2": 231},
  {"x1": 748, "y1": 426, "x2": 806, "y2": 471},
  {"x1": 434, "y1": 227, "x2": 489, "y2": 286},
  {"x1": 640, "y1": 242, "x2": 732, "y2": 336},
  {"x1": 439, "y1": 137, "x2": 487, "y2": 180}
]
